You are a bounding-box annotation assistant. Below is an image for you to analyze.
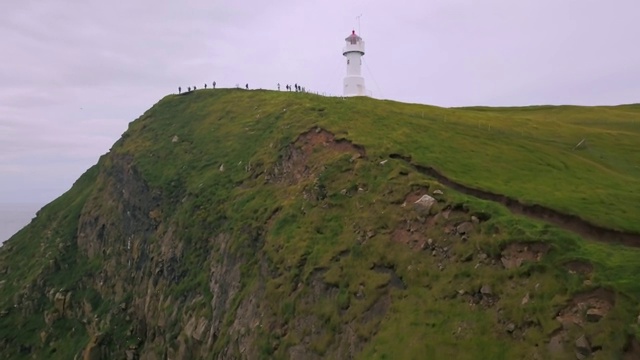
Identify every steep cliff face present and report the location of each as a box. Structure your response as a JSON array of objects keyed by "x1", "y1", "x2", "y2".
[{"x1": 2, "y1": 90, "x2": 640, "y2": 359}]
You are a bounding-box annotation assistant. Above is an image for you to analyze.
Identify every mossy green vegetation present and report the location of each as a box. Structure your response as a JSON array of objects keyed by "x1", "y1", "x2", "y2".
[{"x1": 1, "y1": 89, "x2": 639, "y2": 359}]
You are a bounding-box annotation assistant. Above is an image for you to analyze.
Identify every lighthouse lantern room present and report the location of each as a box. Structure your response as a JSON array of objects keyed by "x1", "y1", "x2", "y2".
[{"x1": 343, "y1": 30, "x2": 366, "y2": 97}]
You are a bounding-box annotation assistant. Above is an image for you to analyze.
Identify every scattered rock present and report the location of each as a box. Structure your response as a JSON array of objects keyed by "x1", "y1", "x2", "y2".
[
  {"x1": 480, "y1": 285, "x2": 493, "y2": 296},
  {"x1": 379, "y1": 160, "x2": 388, "y2": 165},
  {"x1": 125, "y1": 349, "x2": 138, "y2": 360},
  {"x1": 586, "y1": 308, "x2": 605, "y2": 322},
  {"x1": 456, "y1": 222, "x2": 474, "y2": 236},
  {"x1": 556, "y1": 288, "x2": 614, "y2": 327},
  {"x1": 575, "y1": 334, "x2": 591, "y2": 359},
  {"x1": 427, "y1": 238, "x2": 433, "y2": 247},
  {"x1": 414, "y1": 195, "x2": 436, "y2": 212},
  {"x1": 548, "y1": 329, "x2": 566, "y2": 355},
  {"x1": 219, "y1": 164, "x2": 225, "y2": 172},
  {"x1": 521, "y1": 292, "x2": 530, "y2": 306},
  {"x1": 471, "y1": 215, "x2": 479, "y2": 224},
  {"x1": 477, "y1": 253, "x2": 488, "y2": 261},
  {"x1": 505, "y1": 323, "x2": 516, "y2": 333},
  {"x1": 40, "y1": 330, "x2": 48, "y2": 344},
  {"x1": 54, "y1": 291, "x2": 68, "y2": 316},
  {"x1": 171, "y1": 135, "x2": 179, "y2": 143},
  {"x1": 433, "y1": 190, "x2": 443, "y2": 195},
  {"x1": 340, "y1": 189, "x2": 348, "y2": 195}
]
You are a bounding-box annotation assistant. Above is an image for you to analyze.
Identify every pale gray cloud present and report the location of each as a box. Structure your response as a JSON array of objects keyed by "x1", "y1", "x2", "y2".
[{"x1": 0, "y1": 0, "x2": 639, "y2": 211}]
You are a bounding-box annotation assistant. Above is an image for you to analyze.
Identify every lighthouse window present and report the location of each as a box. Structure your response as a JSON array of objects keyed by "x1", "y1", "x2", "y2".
[{"x1": 347, "y1": 59, "x2": 350, "y2": 64}]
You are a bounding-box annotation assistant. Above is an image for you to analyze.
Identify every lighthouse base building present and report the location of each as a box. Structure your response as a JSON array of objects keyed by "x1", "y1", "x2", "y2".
[{"x1": 343, "y1": 30, "x2": 367, "y2": 97}]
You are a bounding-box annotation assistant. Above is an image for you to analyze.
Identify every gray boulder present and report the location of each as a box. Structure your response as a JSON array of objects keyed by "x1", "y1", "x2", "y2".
[{"x1": 414, "y1": 195, "x2": 436, "y2": 212}]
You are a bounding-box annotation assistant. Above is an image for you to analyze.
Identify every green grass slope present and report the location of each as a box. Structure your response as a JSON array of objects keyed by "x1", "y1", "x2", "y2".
[
  {"x1": 1, "y1": 89, "x2": 639, "y2": 359},
  {"x1": 130, "y1": 89, "x2": 640, "y2": 233}
]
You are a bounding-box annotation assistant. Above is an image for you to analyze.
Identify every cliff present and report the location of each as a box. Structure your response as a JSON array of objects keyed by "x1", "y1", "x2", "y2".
[{"x1": 1, "y1": 89, "x2": 640, "y2": 359}]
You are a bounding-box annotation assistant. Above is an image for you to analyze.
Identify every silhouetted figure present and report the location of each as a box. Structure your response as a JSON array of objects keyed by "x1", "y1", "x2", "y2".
[
  {"x1": 245, "y1": 83, "x2": 249, "y2": 90},
  {"x1": 295, "y1": 83, "x2": 298, "y2": 92},
  {"x1": 213, "y1": 81, "x2": 216, "y2": 89},
  {"x1": 178, "y1": 86, "x2": 181, "y2": 94},
  {"x1": 194, "y1": 85, "x2": 197, "y2": 90},
  {"x1": 277, "y1": 83, "x2": 280, "y2": 91},
  {"x1": 188, "y1": 87, "x2": 191, "y2": 92},
  {"x1": 204, "y1": 83, "x2": 207, "y2": 89}
]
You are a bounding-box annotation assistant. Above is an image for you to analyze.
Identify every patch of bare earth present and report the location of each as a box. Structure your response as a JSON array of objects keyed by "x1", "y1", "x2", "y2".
[
  {"x1": 563, "y1": 260, "x2": 593, "y2": 276},
  {"x1": 390, "y1": 227, "x2": 428, "y2": 251},
  {"x1": 555, "y1": 288, "x2": 615, "y2": 327},
  {"x1": 267, "y1": 127, "x2": 365, "y2": 185},
  {"x1": 548, "y1": 288, "x2": 615, "y2": 355},
  {"x1": 623, "y1": 335, "x2": 640, "y2": 360},
  {"x1": 500, "y1": 242, "x2": 550, "y2": 269}
]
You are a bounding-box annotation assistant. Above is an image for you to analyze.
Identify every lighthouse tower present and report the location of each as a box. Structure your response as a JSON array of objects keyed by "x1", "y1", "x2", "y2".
[{"x1": 343, "y1": 30, "x2": 366, "y2": 97}]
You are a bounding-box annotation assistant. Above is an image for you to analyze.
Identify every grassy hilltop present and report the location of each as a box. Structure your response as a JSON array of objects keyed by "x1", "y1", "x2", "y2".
[{"x1": 1, "y1": 89, "x2": 639, "y2": 359}]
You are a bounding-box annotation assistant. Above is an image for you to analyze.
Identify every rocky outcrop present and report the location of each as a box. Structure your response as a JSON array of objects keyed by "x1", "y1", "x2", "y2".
[{"x1": 267, "y1": 127, "x2": 365, "y2": 185}]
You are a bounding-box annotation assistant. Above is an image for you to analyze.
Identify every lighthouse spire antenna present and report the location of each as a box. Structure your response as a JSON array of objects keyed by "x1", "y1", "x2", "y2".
[{"x1": 356, "y1": 14, "x2": 362, "y2": 35}]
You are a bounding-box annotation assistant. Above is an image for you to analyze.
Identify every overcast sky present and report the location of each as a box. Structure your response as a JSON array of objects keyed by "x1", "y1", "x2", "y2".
[{"x1": 1, "y1": 0, "x2": 639, "y2": 210}]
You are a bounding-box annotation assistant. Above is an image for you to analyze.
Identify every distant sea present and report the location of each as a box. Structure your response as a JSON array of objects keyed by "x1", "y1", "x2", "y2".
[{"x1": 0, "y1": 204, "x2": 41, "y2": 244}]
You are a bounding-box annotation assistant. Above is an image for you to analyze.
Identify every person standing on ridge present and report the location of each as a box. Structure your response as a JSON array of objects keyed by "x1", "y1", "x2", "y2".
[
  {"x1": 278, "y1": 83, "x2": 280, "y2": 91},
  {"x1": 188, "y1": 87, "x2": 191, "y2": 92},
  {"x1": 194, "y1": 85, "x2": 197, "y2": 90},
  {"x1": 204, "y1": 83, "x2": 207, "y2": 89},
  {"x1": 178, "y1": 86, "x2": 181, "y2": 94},
  {"x1": 245, "y1": 83, "x2": 249, "y2": 90},
  {"x1": 213, "y1": 81, "x2": 216, "y2": 89}
]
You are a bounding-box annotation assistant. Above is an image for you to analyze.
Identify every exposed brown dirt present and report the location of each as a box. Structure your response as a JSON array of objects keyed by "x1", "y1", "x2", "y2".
[
  {"x1": 547, "y1": 327, "x2": 566, "y2": 355},
  {"x1": 623, "y1": 335, "x2": 640, "y2": 360},
  {"x1": 500, "y1": 242, "x2": 550, "y2": 269},
  {"x1": 563, "y1": 260, "x2": 593, "y2": 276},
  {"x1": 390, "y1": 228, "x2": 427, "y2": 251},
  {"x1": 555, "y1": 288, "x2": 615, "y2": 327},
  {"x1": 389, "y1": 154, "x2": 640, "y2": 248},
  {"x1": 268, "y1": 128, "x2": 365, "y2": 185}
]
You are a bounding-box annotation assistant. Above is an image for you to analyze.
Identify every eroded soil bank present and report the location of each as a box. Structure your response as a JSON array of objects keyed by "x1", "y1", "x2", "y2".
[{"x1": 389, "y1": 154, "x2": 640, "y2": 248}]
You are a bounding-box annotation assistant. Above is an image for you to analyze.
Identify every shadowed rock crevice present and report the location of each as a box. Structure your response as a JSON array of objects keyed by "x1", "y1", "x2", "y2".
[{"x1": 389, "y1": 154, "x2": 640, "y2": 247}]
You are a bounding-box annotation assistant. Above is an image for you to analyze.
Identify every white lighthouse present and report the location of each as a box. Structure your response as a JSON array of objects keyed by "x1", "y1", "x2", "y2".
[{"x1": 343, "y1": 30, "x2": 366, "y2": 97}]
